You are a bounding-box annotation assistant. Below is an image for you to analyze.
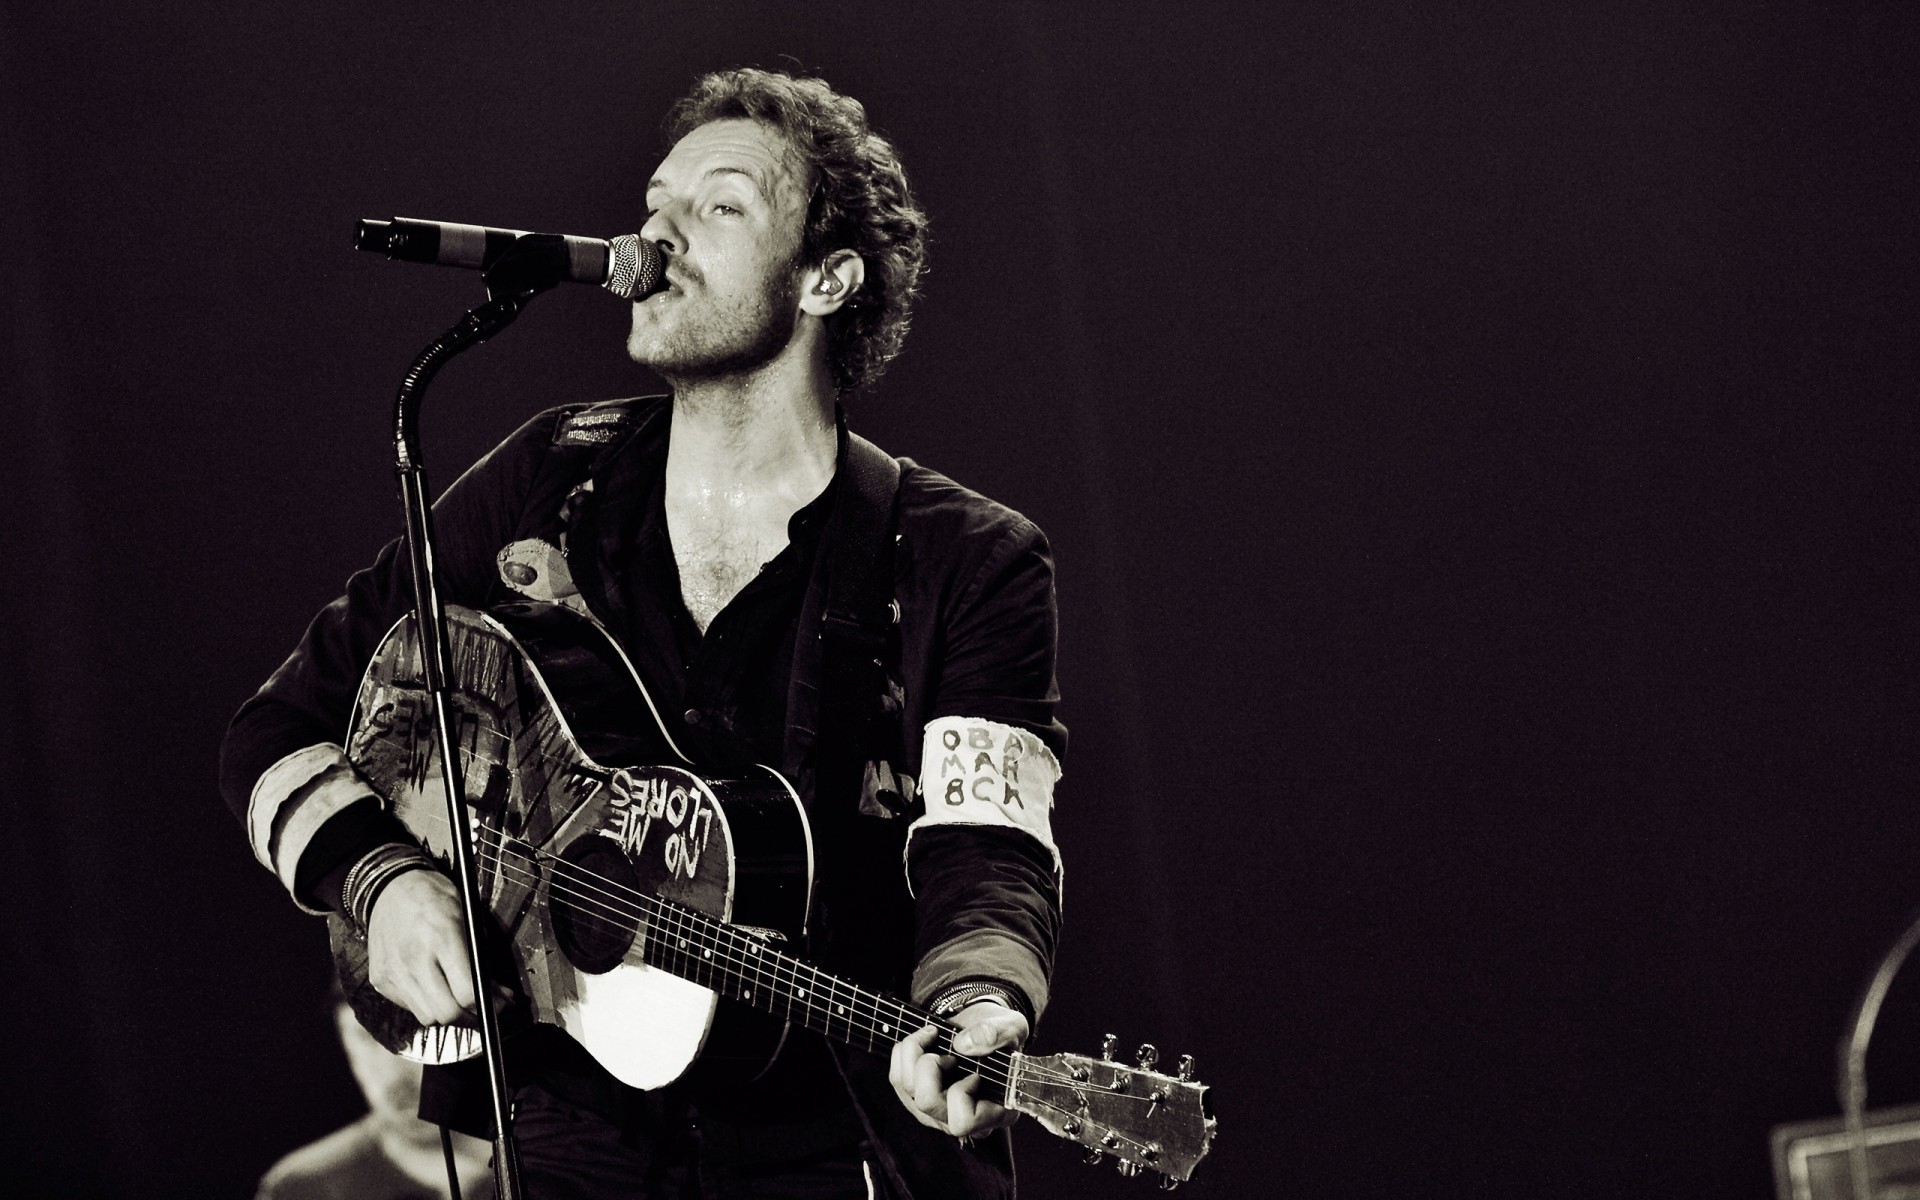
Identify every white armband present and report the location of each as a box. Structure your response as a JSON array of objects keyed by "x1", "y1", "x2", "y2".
[
  {"x1": 906, "y1": 716, "x2": 1062, "y2": 880},
  {"x1": 246, "y1": 743, "x2": 380, "y2": 914}
]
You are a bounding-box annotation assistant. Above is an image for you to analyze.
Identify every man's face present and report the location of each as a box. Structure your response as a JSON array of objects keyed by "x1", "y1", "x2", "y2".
[{"x1": 627, "y1": 118, "x2": 812, "y2": 379}]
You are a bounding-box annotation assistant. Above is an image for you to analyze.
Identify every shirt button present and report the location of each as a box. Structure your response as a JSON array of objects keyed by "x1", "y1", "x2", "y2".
[{"x1": 683, "y1": 708, "x2": 702, "y2": 726}]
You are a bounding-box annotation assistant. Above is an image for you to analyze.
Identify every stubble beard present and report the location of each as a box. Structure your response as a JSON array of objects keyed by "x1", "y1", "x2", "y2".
[{"x1": 628, "y1": 267, "x2": 801, "y2": 386}]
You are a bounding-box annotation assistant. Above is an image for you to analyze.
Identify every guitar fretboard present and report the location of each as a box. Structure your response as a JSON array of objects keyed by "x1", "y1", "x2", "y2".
[{"x1": 636, "y1": 895, "x2": 1017, "y2": 1086}]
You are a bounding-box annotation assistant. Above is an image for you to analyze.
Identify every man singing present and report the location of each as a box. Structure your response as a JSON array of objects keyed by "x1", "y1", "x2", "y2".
[{"x1": 221, "y1": 68, "x2": 1065, "y2": 1199}]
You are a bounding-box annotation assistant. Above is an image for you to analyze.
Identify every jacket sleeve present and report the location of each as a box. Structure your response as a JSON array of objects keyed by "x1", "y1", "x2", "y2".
[
  {"x1": 218, "y1": 409, "x2": 563, "y2": 911},
  {"x1": 905, "y1": 518, "x2": 1066, "y2": 1023}
]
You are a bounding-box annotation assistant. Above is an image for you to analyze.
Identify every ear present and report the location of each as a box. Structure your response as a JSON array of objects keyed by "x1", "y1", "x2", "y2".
[{"x1": 799, "y1": 250, "x2": 866, "y2": 317}]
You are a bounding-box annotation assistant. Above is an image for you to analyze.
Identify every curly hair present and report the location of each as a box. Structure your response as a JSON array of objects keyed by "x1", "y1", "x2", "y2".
[{"x1": 664, "y1": 68, "x2": 929, "y2": 393}]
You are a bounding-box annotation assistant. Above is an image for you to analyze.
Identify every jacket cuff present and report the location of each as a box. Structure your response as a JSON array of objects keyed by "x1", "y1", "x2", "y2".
[
  {"x1": 296, "y1": 797, "x2": 418, "y2": 914},
  {"x1": 911, "y1": 932, "x2": 1047, "y2": 1024},
  {"x1": 246, "y1": 744, "x2": 381, "y2": 914}
]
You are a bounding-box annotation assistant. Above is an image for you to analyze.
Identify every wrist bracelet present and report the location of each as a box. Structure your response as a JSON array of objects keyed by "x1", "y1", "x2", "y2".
[
  {"x1": 342, "y1": 843, "x2": 435, "y2": 933},
  {"x1": 930, "y1": 982, "x2": 1017, "y2": 1018}
]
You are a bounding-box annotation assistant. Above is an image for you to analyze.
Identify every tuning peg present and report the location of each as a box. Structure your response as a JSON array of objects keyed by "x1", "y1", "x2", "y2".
[
  {"x1": 1137, "y1": 1043, "x2": 1158, "y2": 1070},
  {"x1": 1177, "y1": 1054, "x2": 1194, "y2": 1081},
  {"x1": 1159, "y1": 1177, "x2": 1181, "y2": 1191},
  {"x1": 1117, "y1": 1160, "x2": 1142, "y2": 1178},
  {"x1": 1101, "y1": 1033, "x2": 1118, "y2": 1061},
  {"x1": 1084, "y1": 1148, "x2": 1105, "y2": 1165},
  {"x1": 1062, "y1": 1118, "x2": 1082, "y2": 1137}
]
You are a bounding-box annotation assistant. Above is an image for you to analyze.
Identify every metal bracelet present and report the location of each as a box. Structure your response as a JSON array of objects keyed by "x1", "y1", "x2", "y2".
[
  {"x1": 930, "y1": 982, "x2": 1016, "y2": 1018},
  {"x1": 344, "y1": 844, "x2": 433, "y2": 933}
]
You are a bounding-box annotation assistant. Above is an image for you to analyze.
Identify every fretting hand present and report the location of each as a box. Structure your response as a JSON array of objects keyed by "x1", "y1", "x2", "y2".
[{"x1": 889, "y1": 1002, "x2": 1030, "y2": 1138}]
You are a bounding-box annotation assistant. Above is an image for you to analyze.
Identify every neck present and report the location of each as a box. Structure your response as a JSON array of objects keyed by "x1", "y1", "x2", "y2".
[
  {"x1": 664, "y1": 356, "x2": 839, "y2": 500},
  {"x1": 367, "y1": 1114, "x2": 488, "y2": 1193}
]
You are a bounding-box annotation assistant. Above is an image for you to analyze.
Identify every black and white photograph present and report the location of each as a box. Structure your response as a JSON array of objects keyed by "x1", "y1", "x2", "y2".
[{"x1": 2, "y1": 2, "x2": 1915, "y2": 1196}]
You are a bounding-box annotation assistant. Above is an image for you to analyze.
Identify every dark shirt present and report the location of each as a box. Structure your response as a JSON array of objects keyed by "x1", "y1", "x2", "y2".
[{"x1": 589, "y1": 410, "x2": 832, "y2": 774}]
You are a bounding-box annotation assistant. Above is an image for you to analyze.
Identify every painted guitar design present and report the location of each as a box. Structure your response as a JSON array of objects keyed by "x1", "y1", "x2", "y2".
[{"x1": 330, "y1": 601, "x2": 1215, "y2": 1184}]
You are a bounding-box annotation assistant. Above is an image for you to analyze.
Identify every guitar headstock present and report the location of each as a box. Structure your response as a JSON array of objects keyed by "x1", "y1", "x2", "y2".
[{"x1": 1008, "y1": 1038, "x2": 1216, "y2": 1185}]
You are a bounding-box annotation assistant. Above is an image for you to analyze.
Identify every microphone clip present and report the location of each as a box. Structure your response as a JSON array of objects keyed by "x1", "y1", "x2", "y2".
[{"x1": 481, "y1": 233, "x2": 573, "y2": 302}]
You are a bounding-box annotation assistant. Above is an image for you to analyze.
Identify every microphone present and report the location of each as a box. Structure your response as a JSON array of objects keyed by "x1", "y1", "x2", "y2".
[{"x1": 353, "y1": 217, "x2": 664, "y2": 300}]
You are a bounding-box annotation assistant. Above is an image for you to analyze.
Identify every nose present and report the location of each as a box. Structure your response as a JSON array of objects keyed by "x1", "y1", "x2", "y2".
[{"x1": 639, "y1": 204, "x2": 681, "y2": 257}]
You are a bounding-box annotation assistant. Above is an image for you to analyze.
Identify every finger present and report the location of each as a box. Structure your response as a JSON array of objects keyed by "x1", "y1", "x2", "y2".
[
  {"x1": 947, "y1": 1080, "x2": 1016, "y2": 1138},
  {"x1": 951, "y1": 1011, "x2": 1027, "y2": 1056},
  {"x1": 415, "y1": 987, "x2": 465, "y2": 1028},
  {"x1": 966, "y1": 1100, "x2": 1015, "y2": 1135},
  {"x1": 890, "y1": 1038, "x2": 919, "y2": 1103},
  {"x1": 402, "y1": 960, "x2": 465, "y2": 1027},
  {"x1": 890, "y1": 1023, "x2": 940, "y2": 1097},
  {"x1": 435, "y1": 935, "x2": 478, "y2": 1011},
  {"x1": 890, "y1": 1037, "x2": 911, "y2": 1094},
  {"x1": 950, "y1": 1022, "x2": 1007, "y2": 1056},
  {"x1": 946, "y1": 1073, "x2": 981, "y2": 1136},
  {"x1": 370, "y1": 954, "x2": 442, "y2": 1026},
  {"x1": 891, "y1": 1024, "x2": 939, "y2": 1082},
  {"x1": 377, "y1": 967, "x2": 448, "y2": 1028},
  {"x1": 911, "y1": 1052, "x2": 953, "y2": 1130}
]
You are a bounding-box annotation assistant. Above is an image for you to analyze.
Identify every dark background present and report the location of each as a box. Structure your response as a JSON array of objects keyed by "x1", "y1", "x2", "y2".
[{"x1": 3, "y1": 1, "x2": 1915, "y2": 1196}]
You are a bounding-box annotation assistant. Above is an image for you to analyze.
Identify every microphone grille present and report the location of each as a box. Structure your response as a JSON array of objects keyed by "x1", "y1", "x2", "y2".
[{"x1": 605, "y1": 234, "x2": 665, "y2": 300}]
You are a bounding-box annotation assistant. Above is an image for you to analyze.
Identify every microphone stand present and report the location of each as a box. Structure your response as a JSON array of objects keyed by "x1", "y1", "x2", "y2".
[{"x1": 388, "y1": 239, "x2": 572, "y2": 1200}]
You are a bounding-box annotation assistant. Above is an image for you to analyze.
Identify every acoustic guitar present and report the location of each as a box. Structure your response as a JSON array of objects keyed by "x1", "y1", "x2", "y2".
[{"x1": 330, "y1": 601, "x2": 1216, "y2": 1184}]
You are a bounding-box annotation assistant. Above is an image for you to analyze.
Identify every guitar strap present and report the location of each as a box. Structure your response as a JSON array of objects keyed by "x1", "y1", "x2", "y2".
[{"x1": 790, "y1": 422, "x2": 932, "y2": 1200}]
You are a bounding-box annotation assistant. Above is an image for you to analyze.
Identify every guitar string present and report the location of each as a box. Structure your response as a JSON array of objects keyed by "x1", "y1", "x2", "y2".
[
  {"x1": 360, "y1": 661, "x2": 1190, "y2": 1128},
  {"x1": 387, "y1": 784, "x2": 1142, "y2": 1099},
  {"x1": 397, "y1": 808, "x2": 1038, "y2": 1091},
  {"x1": 480, "y1": 842, "x2": 1030, "y2": 1093},
  {"x1": 390, "y1": 798, "x2": 915, "y2": 1042},
  {"x1": 986, "y1": 1087, "x2": 1183, "y2": 1169},
  {"x1": 523, "y1": 866, "x2": 1031, "y2": 1095},
  {"x1": 383, "y1": 713, "x2": 1097, "y2": 1090},
  {"x1": 392, "y1": 807, "x2": 1132, "y2": 1097},
  {"x1": 453, "y1": 834, "x2": 1193, "y2": 1159},
  {"x1": 392, "y1": 732, "x2": 979, "y2": 1059},
  {"x1": 375, "y1": 816, "x2": 1186, "y2": 1161}
]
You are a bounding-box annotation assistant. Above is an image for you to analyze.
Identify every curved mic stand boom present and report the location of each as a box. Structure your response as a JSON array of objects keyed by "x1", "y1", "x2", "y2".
[{"x1": 387, "y1": 239, "x2": 578, "y2": 1200}]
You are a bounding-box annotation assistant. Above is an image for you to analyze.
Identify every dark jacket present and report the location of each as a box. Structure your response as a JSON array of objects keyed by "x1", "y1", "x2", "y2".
[{"x1": 221, "y1": 397, "x2": 1066, "y2": 1199}]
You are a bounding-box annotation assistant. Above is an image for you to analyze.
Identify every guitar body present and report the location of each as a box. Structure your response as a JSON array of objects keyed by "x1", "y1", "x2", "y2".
[{"x1": 329, "y1": 601, "x2": 812, "y2": 1090}]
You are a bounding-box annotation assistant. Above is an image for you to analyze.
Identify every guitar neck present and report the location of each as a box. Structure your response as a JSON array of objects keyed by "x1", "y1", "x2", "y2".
[{"x1": 639, "y1": 897, "x2": 1015, "y2": 1079}]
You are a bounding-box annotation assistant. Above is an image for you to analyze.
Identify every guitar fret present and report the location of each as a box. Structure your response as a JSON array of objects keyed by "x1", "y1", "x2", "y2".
[{"x1": 634, "y1": 895, "x2": 972, "y2": 1065}]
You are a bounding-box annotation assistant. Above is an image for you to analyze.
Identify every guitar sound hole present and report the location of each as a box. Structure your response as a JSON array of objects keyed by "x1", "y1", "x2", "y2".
[{"x1": 551, "y1": 837, "x2": 642, "y2": 975}]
